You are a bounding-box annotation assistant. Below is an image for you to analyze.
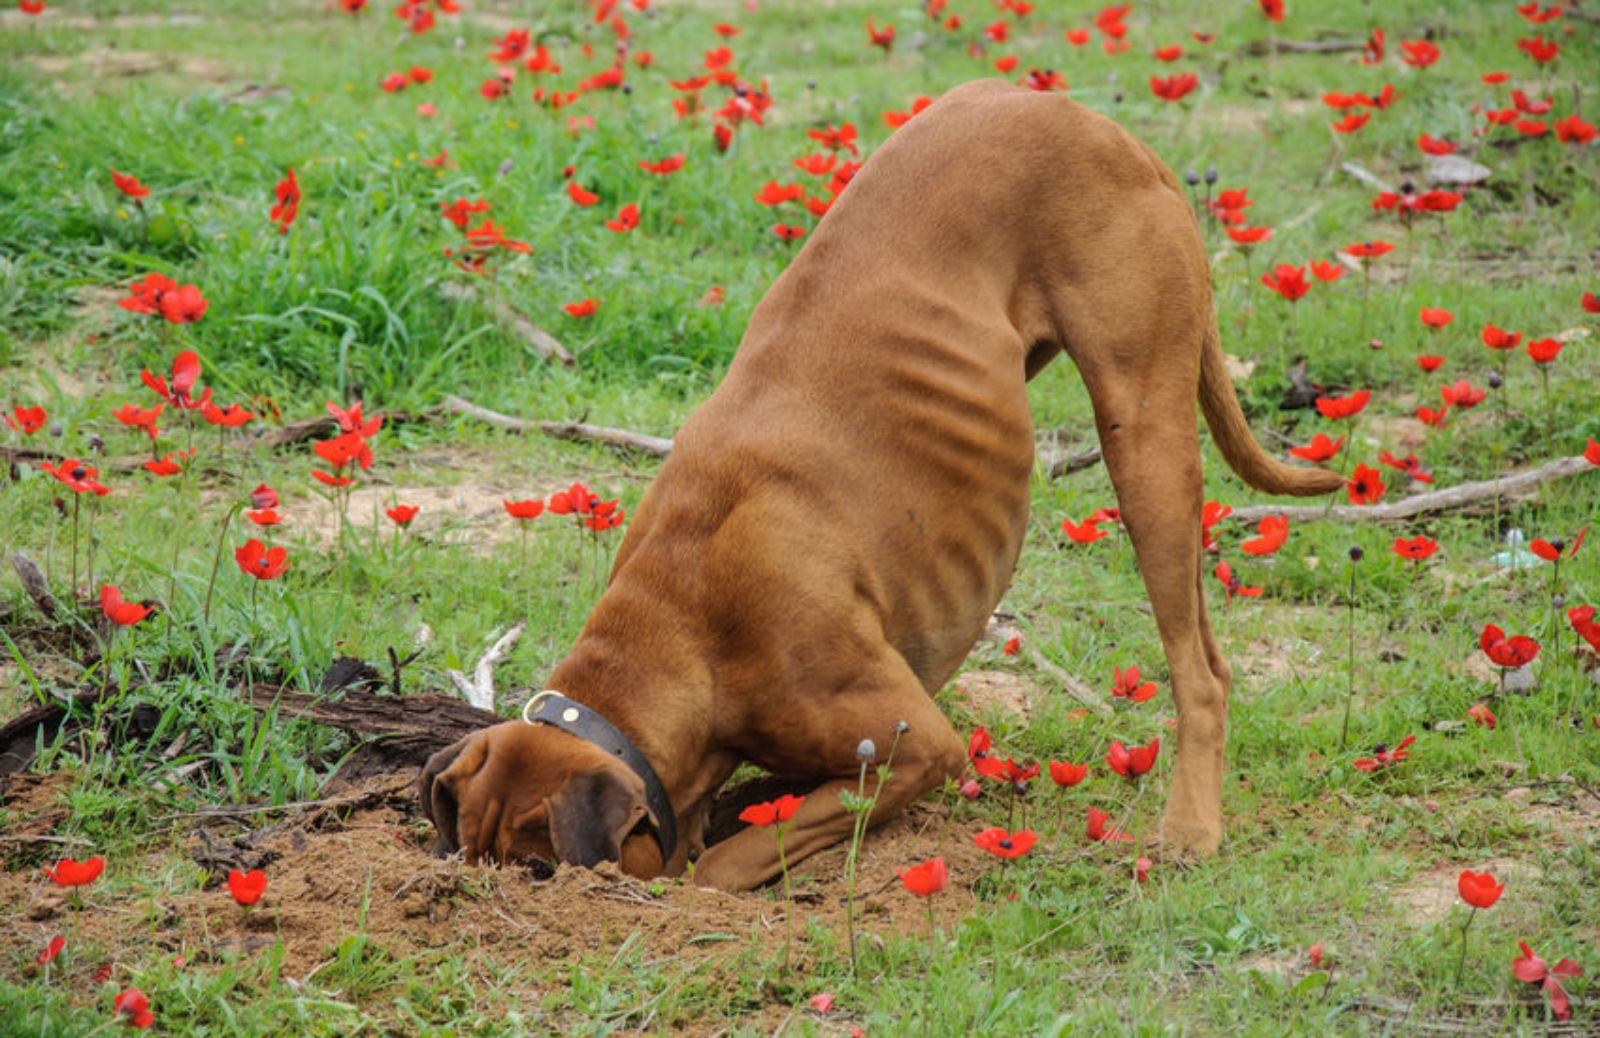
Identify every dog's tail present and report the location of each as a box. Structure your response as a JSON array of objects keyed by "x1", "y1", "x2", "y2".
[{"x1": 1198, "y1": 321, "x2": 1344, "y2": 497}]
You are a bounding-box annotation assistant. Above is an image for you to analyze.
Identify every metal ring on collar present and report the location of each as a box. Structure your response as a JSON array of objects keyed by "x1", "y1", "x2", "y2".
[{"x1": 520, "y1": 690, "x2": 562, "y2": 726}]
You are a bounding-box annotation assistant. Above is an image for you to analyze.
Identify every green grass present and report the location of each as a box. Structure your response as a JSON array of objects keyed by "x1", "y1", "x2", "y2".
[{"x1": 2, "y1": 0, "x2": 1599, "y2": 1034}]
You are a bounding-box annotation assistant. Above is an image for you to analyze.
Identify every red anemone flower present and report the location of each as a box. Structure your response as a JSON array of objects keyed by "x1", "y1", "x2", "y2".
[
  {"x1": 227, "y1": 869, "x2": 268, "y2": 906},
  {"x1": 1149, "y1": 73, "x2": 1199, "y2": 102},
  {"x1": 503, "y1": 499, "x2": 544, "y2": 520},
  {"x1": 638, "y1": 154, "x2": 685, "y2": 175},
  {"x1": 1346, "y1": 463, "x2": 1385, "y2": 505},
  {"x1": 1378, "y1": 450, "x2": 1432, "y2": 484},
  {"x1": 739, "y1": 794, "x2": 805, "y2": 827},
  {"x1": 1529, "y1": 528, "x2": 1585, "y2": 561},
  {"x1": 1512, "y1": 942, "x2": 1582, "y2": 1021},
  {"x1": 1457, "y1": 870, "x2": 1503, "y2": 909},
  {"x1": 1049, "y1": 760, "x2": 1089, "y2": 787},
  {"x1": 111, "y1": 170, "x2": 150, "y2": 199},
  {"x1": 1227, "y1": 225, "x2": 1272, "y2": 245},
  {"x1": 897, "y1": 857, "x2": 947, "y2": 896},
  {"x1": 1418, "y1": 307, "x2": 1453, "y2": 329},
  {"x1": 1352, "y1": 735, "x2": 1415, "y2": 771},
  {"x1": 866, "y1": 18, "x2": 895, "y2": 52},
  {"x1": 42, "y1": 856, "x2": 105, "y2": 887},
  {"x1": 566, "y1": 180, "x2": 600, "y2": 206},
  {"x1": 973, "y1": 827, "x2": 1037, "y2": 859},
  {"x1": 1400, "y1": 39, "x2": 1440, "y2": 68},
  {"x1": 1416, "y1": 354, "x2": 1444, "y2": 372},
  {"x1": 1086, "y1": 805, "x2": 1131, "y2": 843},
  {"x1": 100, "y1": 585, "x2": 152, "y2": 626},
  {"x1": 1241, "y1": 514, "x2": 1288, "y2": 555},
  {"x1": 1569, "y1": 605, "x2": 1600, "y2": 654},
  {"x1": 40, "y1": 458, "x2": 110, "y2": 496},
  {"x1": 1439, "y1": 380, "x2": 1486, "y2": 409},
  {"x1": 1289, "y1": 433, "x2": 1344, "y2": 463},
  {"x1": 1344, "y1": 241, "x2": 1395, "y2": 259},
  {"x1": 245, "y1": 509, "x2": 281, "y2": 526},
  {"x1": 141, "y1": 349, "x2": 205, "y2": 409},
  {"x1": 1309, "y1": 260, "x2": 1344, "y2": 282},
  {"x1": 143, "y1": 454, "x2": 184, "y2": 477},
  {"x1": 1061, "y1": 516, "x2": 1107, "y2": 544},
  {"x1": 113, "y1": 988, "x2": 154, "y2": 1029},
  {"x1": 604, "y1": 203, "x2": 640, "y2": 233},
  {"x1": 36, "y1": 936, "x2": 65, "y2": 965},
  {"x1": 1111, "y1": 665, "x2": 1157, "y2": 703},
  {"x1": 563, "y1": 298, "x2": 598, "y2": 318},
  {"x1": 1214, "y1": 560, "x2": 1262, "y2": 600},
  {"x1": 1526, "y1": 338, "x2": 1563, "y2": 364},
  {"x1": 1480, "y1": 624, "x2": 1539, "y2": 669},
  {"x1": 1416, "y1": 405, "x2": 1450, "y2": 427},
  {"x1": 1315, "y1": 389, "x2": 1370, "y2": 420},
  {"x1": 1260, "y1": 264, "x2": 1309, "y2": 302},
  {"x1": 1105, "y1": 737, "x2": 1160, "y2": 779},
  {"x1": 1467, "y1": 703, "x2": 1497, "y2": 729},
  {"x1": 270, "y1": 168, "x2": 300, "y2": 235},
  {"x1": 1481, "y1": 324, "x2": 1522, "y2": 350},
  {"x1": 386, "y1": 504, "x2": 420, "y2": 526},
  {"x1": 1418, "y1": 134, "x2": 1456, "y2": 155},
  {"x1": 112, "y1": 402, "x2": 163, "y2": 440},
  {"x1": 1554, "y1": 115, "x2": 1597, "y2": 145},
  {"x1": 251, "y1": 483, "x2": 279, "y2": 510},
  {"x1": 234, "y1": 539, "x2": 290, "y2": 581},
  {"x1": 5, "y1": 404, "x2": 47, "y2": 435},
  {"x1": 1332, "y1": 112, "x2": 1370, "y2": 134},
  {"x1": 1392, "y1": 535, "x2": 1439, "y2": 560}
]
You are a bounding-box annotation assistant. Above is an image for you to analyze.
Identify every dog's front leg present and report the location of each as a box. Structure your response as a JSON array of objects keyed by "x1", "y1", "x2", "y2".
[{"x1": 693, "y1": 684, "x2": 966, "y2": 892}]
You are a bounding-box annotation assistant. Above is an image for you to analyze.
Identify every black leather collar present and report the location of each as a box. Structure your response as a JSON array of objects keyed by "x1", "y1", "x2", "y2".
[{"x1": 521, "y1": 691, "x2": 678, "y2": 863}]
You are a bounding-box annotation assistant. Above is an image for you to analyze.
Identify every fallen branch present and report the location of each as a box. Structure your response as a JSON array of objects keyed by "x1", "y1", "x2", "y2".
[
  {"x1": 442, "y1": 394, "x2": 674, "y2": 457},
  {"x1": 1044, "y1": 447, "x2": 1102, "y2": 479},
  {"x1": 1235, "y1": 36, "x2": 1365, "y2": 57},
  {"x1": 1024, "y1": 646, "x2": 1112, "y2": 716},
  {"x1": 1229, "y1": 455, "x2": 1595, "y2": 525},
  {"x1": 1339, "y1": 160, "x2": 1395, "y2": 195},
  {"x1": 439, "y1": 282, "x2": 577, "y2": 369},
  {"x1": 447, "y1": 622, "x2": 525, "y2": 712}
]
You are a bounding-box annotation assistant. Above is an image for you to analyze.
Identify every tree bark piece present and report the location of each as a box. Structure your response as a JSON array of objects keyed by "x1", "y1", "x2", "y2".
[
  {"x1": 1229, "y1": 455, "x2": 1595, "y2": 525},
  {"x1": 442, "y1": 394, "x2": 675, "y2": 457},
  {"x1": 439, "y1": 282, "x2": 577, "y2": 369},
  {"x1": 10, "y1": 552, "x2": 57, "y2": 619}
]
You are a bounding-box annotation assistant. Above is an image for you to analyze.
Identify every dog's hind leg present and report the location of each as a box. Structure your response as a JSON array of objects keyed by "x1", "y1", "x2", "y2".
[{"x1": 692, "y1": 657, "x2": 966, "y2": 892}]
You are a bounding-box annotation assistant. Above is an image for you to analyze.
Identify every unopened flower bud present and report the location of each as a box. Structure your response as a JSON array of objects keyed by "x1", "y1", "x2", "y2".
[
  {"x1": 1349, "y1": 546, "x2": 1364, "y2": 562},
  {"x1": 960, "y1": 778, "x2": 981, "y2": 800},
  {"x1": 1185, "y1": 170, "x2": 1200, "y2": 186},
  {"x1": 856, "y1": 738, "x2": 876, "y2": 762},
  {"x1": 1204, "y1": 165, "x2": 1218, "y2": 184},
  {"x1": 1487, "y1": 370, "x2": 1503, "y2": 389},
  {"x1": 1369, "y1": 339, "x2": 1384, "y2": 350}
]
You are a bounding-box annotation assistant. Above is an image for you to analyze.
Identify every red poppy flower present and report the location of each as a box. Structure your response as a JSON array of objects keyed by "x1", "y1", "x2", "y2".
[
  {"x1": 566, "y1": 180, "x2": 600, "y2": 206},
  {"x1": 1315, "y1": 389, "x2": 1371, "y2": 420},
  {"x1": 1417, "y1": 307, "x2": 1452, "y2": 329},
  {"x1": 1416, "y1": 405, "x2": 1450, "y2": 427},
  {"x1": 1049, "y1": 760, "x2": 1089, "y2": 787},
  {"x1": 604, "y1": 203, "x2": 640, "y2": 233},
  {"x1": 1400, "y1": 39, "x2": 1439, "y2": 68},
  {"x1": 1226, "y1": 225, "x2": 1272, "y2": 245},
  {"x1": 1515, "y1": 119, "x2": 1548, "y2": 137},
  {"x1": 36, "y1": 935, "x2": 65, "y2": 965},
  {"x1": 235, "y1": 539, "x2": 290, "y2": 581},
  {"x1": 1482, "y1": 71, "x2": 1510, "y2": 84},
  {"x1": 973, "y1": 827, "x2": 1037, "y2": 859},
  {"x1": 1416, "y1": 354, "x2": 1444, "y2": 373},
  {"x1": 227, "y1": 869, "x2": 268, "y2": 906},
  {"x1": 1481, "y1": 624, "x2": 1539, "y2": 669},
  {"x1": 40, "y1": 458, "x2": 111, "y2": 496},
  {"x1": 42, "y1": 856, "x2": 105, "y2": 887},
  {"x1": 270, "y1": 168, "x2": 299, "y2": 235},
  {"x1": 1352, "y1": 734, "x2": 1415, "y2": 771},
  {"x1": 866, "y1": 18, "x2": 894, "y2": 52},
  {"x1": 1153, "y1": 44, "x2": 1183, "y2": 61},
  {"x1": 311, "y1": 470, "x2": 351, "y2": 488},
  {"x1": 1392, "y1": 535, "x2": 1439, "y2": 560},
  {"x1": 114, "y1": 988, "x2": 154, "y2": 1029},
  {"x1": 250, "y1": 483, "x2": 279, "y2": 510},
  {"x1": 1261, "y1": 264, "x2": 1310, "y2": 302},
  {"x1": 119, "y1": 275, "x2": 208, "y2": 324},
  {"x1": 1149, "y1": 73, "x2": 1199, "y2": 102},
  {"x1": 739, "y1": 794, "x2": 805, "y2": 827},
  {"x1": 503, "y1": 499, "x2": 544, "y2": 520},
  {"x1": 1467, "y1": 704, "x2": 1497, "y2": 729},
  {"x1": 1105, "y1": 737, "x2": 1160, "y2": 779},
  {"x1": 754, "y1": 181, "x2": 805, "y2": 206},
  {"x1": 1289, "y1": 433, "x2": 1344, "y2": 463},
  {"x1": 111, "y1": 170, "x2": 150, "y2": 199},
  {"x1": 1378, "y1": 450, "x2": 1432, "y2": 484},
  {"x1": 563, "y1": 298, "x2": 598, "y2": 318},
  {"x1": 1417, "y1": 134, "x2": 1456, "y2": 155},
  {"x1": 712, "y1": 123, "x2": 734, "y2": 152},
  {"x1": 1516, "y1": 2, "x2": 1563, "y2": 23},
  {"x1": 1201, "y1": 500, "x2": 1232, "y2": 552},
  {"x1": 1570, "y1": 605, "x2": 1600, "y2": 653},
  {"x1": 637, "y1": 154, "x2": 685, "y2": 176},
  {"x1": 381, "y1": 72, "x2": 408, "y2": 93},
  {"x1": 1439, "y1": 380, "x2": 1486, "y2": 409},
  {"x1": 100, "y1": 585, "x2": 152, "y2": 627},
  {"x1": 1241, "y1": 514, "x2": 1289, "y2": 556},
  {"x1": 1061, "y1": 516, "x2": 1107, "y2": 544},
  {"x1": 1457, "y1": 869, "x2": 1503, "y2": 909},
  {"x1": 386, "y1": 504, "x2": 419, "y2": 526},
  {"x1": 244, "y1": 509, "x2": 281, "y2": 527},
  {"x1": 5, "y1": 403, "x2": 47, "y2": 435},
  {"x1": 1309, "y1": 260, "x2": 1344, "y2": 282},
  {"x1": 1512, "y1": 941, "x2": 1582, "y2": 1021},
  {"x1": 326, "y1": 400, "x2": 382, "y2": 439},
  {"x1": 1065, "y1": 27, "x2": 1090, "y2": 45},
  {"x1": 772, "y1": 223, "x2": 806, "y2": 241},
  {"x1": 1516, "y1": 36, "x2": 1559, "y2": 63},
  {"x1": 201, "y1": 400, "x2": 255, "y2": 428},
  {"x1": 112, "y1": 402, "x2": 163, "y2": 440},
  {"x1": 884, "y1": 95, "x2": 935, "y2": 128},
  {"x1": 1086, "y1": 805, "x2": 1132, "y2": 843},
  {"x1": 807, "y1": 123, "x2": 859, "y2": 155},
  {"x1": 898, "y1": 856, "x2": 947, "y2": 896},
  {"x1": 1332, "y1": 112, "x2": 1370, "y2": 134},
  {"x1": 1346, "y1": 463, "x2": 1385, "y2": 505},
  {"x1": 1525, "y1": 337, "x2": 1563, "y2": 364},
  {"x1": 1111, "y1": 665, "x2": 1157, "y2": 703},
  {"x1": 1555, "y1": 115, "x2": 1597, "y2": 144},
  {"x1": 1588, "y1": 438, "x2": 1600, "y2": 466},
  {"x1": 1529, "y1": 528, "x2": 1584, "y2": 561},
  {"x1": 314, "y1": 431, "x2": 374, "y2": 472},
  {"x1": 1344, "y1": 240, "x2": 1395, "y2": 259}
]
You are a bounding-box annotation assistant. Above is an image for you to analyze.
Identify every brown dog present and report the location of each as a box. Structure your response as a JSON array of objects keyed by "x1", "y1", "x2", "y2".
[{"x1": 419, "y1": 79, "x2": 1342, "y2": 891}]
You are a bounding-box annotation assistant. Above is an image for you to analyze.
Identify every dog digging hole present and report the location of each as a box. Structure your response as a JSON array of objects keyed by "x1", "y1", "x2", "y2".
[{"x1": 0, "y1": 775, "x2": 993, "y2": 985}]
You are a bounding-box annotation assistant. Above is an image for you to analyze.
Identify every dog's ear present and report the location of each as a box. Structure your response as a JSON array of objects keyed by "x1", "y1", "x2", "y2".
[
  {"x1": 546, "y1": 764, "x2": 653, "y2": 869},
  {"x1": 417, "y1": 735, "x2": 484, "y2": 857}
]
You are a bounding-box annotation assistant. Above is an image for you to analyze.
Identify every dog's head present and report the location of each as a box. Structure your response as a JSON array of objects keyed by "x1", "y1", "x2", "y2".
[{"x1": 418, "y1": 721, "x2": 665, "y2": 876}]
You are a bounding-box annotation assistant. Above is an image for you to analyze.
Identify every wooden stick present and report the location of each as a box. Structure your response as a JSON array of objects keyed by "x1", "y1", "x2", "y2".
[
  {"x1": 447, "y1": 622, "x2": 525, "y2": 712},
  {"x1": 1229, "y1": 455, "x2": 1595, "y2": 525},
  {"x1": 1024, "y1": 645, "x2": 1112, "y2": 716},
  {"x1": 1235, "y1": 37, "x2": 1365, "y2": 57},
  {"x1": 442, "y1": 394, "x2": 674, "y2": 457},
  {"x1": 10, "y1": 551, "x2": 57, "y2": 619},
  {"x1": 439, "y1": 282, "x2": 578, "y2": 369}
]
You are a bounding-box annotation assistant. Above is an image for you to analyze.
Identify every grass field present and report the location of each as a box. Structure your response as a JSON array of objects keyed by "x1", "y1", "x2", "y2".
[{"x1": 2, "y1": 0, "x2": 1598, "y2": 1034}]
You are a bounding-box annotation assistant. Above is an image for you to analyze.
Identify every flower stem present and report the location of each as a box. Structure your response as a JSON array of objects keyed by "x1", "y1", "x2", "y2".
[
  {"x1": 1338, "y1": 555, "x2": 1358, "y2": 751},
  {"x1": 1454, "y1": 908, "x2": 1476, "y2": 989},
  {"x1": 202, "y1": 503, "x2": 243, "y2": 623}
]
